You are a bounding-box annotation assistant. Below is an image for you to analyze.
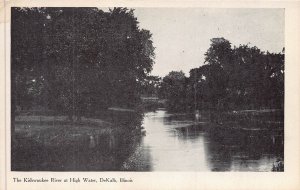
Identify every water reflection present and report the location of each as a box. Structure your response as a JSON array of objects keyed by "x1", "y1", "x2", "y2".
[
  {"x1": 12, "y1": 109, "x2": 283, "y2": 171},
  {"x1": 123, "y1": 109, "x2": 283, "y2": 171}
]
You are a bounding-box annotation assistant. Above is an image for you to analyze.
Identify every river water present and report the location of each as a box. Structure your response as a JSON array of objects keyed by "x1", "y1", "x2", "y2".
[
  {"x1": 12, "y1": 109, "x2": 284, "y2": 171},
  {"x1": 121, "y1": 109, "x2": 284, "y2": 171}
]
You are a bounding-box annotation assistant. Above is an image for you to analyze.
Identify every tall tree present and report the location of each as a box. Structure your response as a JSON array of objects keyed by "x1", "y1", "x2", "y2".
[
  {"x1": 164, "y1": 38, "x2": 285, "y2": 113},
  {"x1": 11, "y1": 7, "x2": 155, "y2": 124}
]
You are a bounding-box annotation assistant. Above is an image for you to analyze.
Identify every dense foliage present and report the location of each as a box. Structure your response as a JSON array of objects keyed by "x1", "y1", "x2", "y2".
[
  {"x1": 159, "y1": 71, "x2": 188, "y2": 111},
  {"x1": 160, "y1": 38, "x2": 284, "y2": 112},
  {"x1": 11, "y1": 8, "x2": 155, "y2": 121}
]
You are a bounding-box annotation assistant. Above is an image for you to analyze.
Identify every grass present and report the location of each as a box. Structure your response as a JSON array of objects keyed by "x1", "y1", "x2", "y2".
[{"x1": 12, "y1": 113, "x2": 143, "y2": 171}]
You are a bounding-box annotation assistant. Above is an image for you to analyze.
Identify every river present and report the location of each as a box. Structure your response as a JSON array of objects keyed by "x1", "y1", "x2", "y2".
[
  {"x1": 12, "y1": 109, "x2": 283, "y2": 171},
  {"x1": 121, "y1": 109, "x2": 283, "y2": 171}
]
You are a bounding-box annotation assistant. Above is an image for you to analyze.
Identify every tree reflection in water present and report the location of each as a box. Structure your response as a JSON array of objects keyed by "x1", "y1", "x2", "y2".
[
  {"x1": 125, "y1": 110, "x2": 283, "y2": 172},
  {"x1": 12, "y1": 110, "x2": 283, "y2": 171},
  {"x1": 203, "y1": 123, "x2": 283, "y2": 171}
]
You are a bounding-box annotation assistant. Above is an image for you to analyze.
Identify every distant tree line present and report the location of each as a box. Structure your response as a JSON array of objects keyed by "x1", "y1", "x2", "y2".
[
  {"x1": 140, "y1": 75, "x2": 161, "y2": 97},
  {"x1": 11, "y1": 7, "x2": 155, "y2": 124},
  {"x1": 159, "y1": 38, "x2": 284, "y2": 112}
]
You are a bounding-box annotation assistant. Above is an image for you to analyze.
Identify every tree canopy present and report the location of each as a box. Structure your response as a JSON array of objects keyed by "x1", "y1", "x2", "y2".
[
  {"x1": 160, "y1": 38, "x2": 284, "y2": 112},
  {"x1": 11, "y1": 7, "x2": 155, "y2": 120},
  {"x1": 159, "y1": 71, "x2": 188, "y2": 112}
]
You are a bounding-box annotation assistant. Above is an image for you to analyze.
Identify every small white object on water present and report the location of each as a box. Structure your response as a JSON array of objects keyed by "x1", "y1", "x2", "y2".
[
  {"x1": 195, "y1": 110, "x2": 200, "y2": 122},
  {"x1": 89, "y1": 135, "x2": 96, "y2": 148}
]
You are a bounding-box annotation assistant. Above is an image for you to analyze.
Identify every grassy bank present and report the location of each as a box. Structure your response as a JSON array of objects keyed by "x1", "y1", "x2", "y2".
[{"x1": 12, "y1": 111, "x2": 144, "y2": 171}]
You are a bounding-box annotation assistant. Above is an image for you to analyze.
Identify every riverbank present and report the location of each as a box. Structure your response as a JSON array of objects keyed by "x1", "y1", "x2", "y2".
[
  {"x1": 12, "y1": 111, "x2": 144, "y2": 171},
  {"x1": 165, "y1": 109, "x2": 283, "y2": 127}
]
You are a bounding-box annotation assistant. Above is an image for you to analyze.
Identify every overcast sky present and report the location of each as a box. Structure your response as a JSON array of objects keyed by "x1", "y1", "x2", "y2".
[{"x1": 133, "y1": 8, "x2": 284, "y2": 77}]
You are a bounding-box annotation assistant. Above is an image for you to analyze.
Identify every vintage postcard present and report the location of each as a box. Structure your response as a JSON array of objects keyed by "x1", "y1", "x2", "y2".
[{"x1": 1, "y1": 0, "x2": 300, "y2": 190}]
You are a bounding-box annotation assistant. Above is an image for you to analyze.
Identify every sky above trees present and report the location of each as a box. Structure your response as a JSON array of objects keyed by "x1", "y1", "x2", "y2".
[{"x1": 133, "y1": 8, "x2": 284, "y2": 77}]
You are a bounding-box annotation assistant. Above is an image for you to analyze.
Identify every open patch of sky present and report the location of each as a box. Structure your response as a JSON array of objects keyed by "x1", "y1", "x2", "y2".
[{"x1": 133, "y1": 8, "x2": 284, "y2": 77}]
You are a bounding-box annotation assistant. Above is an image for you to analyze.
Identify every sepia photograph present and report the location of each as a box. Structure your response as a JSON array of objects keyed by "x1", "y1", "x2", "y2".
[{"x1": 11, "y1": 7, "x2": 284, "y2": 172}]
